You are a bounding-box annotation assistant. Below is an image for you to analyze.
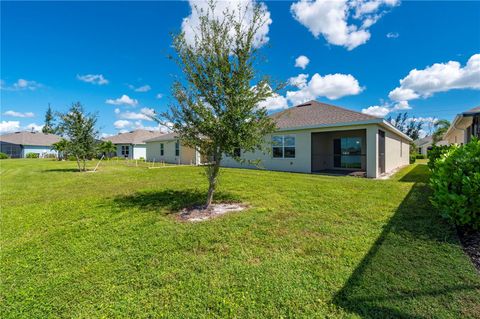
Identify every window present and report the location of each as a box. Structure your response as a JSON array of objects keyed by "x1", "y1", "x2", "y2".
[
  {"x1": 272, "y1": 135, "x2": 295, "y2": 158},
  {"x1": 418, "y1": 147, "x2": 422, "y2": 154},
  {"x1": 175, "y1": 141, "x2": 180, "y2": 157},
  {"x1": 333, "y1": 137, "x2": 362, "y2": 169},
  {"x1": 233, "y1": 147, "x2": 241, "y2": 157},
  {"x1": 121, "y1": 145, "x2": 130, "y2": 157},
  {"x1": 160, "y1": 143, "x2": 164, "y2": 156}
]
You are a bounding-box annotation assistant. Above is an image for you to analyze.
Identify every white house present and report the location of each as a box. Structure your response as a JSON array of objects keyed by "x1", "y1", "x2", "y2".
[
  {"x1": 443, "y1": 106, "x2": 480, "y2": 145},
  {"x1": 145, "y1": 132, "x2": 203, "y2": 165},
  {"x1": 104, "y1": 130, "x2": 164, "y2": 159},
  {"x1": 221, "y1": 100, "x2": 411, "y2": 178},
  {"x1": 0, "y1": 131, "x2": 61, "y2": 158}
]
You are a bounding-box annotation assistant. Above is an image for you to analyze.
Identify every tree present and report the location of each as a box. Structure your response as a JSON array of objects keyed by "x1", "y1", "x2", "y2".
[
  {"x1": 42, "y1": 104, "x2": 56, "y2": 134},
  {"x1": 387, "y1": 112, "x2": 424, "y2": 140},
  {"x1": 155, "y1": 1, "x2": 278, "y2": 208},
  {"x1": 56, "y1": 102, "x2": 98, "y2": 171},
  {"x1": 97, "y1": 140, "x2": 116, "y2": 158},
  {"x1": 51, "y1": 138, "x2": 69, "y2": 160},
  {"x1": 432, "y1": 119, "x2": 450, "y2": 144}
]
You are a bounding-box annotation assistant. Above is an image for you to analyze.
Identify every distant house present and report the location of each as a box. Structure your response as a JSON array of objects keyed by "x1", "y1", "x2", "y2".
[
  {"x1": 103, "y1": 130, "x2": 164, "y2": 159},
  {"x1": 221, "y1": 100, "x2": 412, "y2": 178},
  {"x1": 443, "y1": 106, "x2": 480, "y2": 145},
  {"x1": 145, "y1": 133, "x2": 203, "y2": 165},
  {"x1": 0, "y1": 131, "x2": 61, "y2": 158},
  {"x1": 414, "y1": 135, "x2": 447, "y2": 155}
]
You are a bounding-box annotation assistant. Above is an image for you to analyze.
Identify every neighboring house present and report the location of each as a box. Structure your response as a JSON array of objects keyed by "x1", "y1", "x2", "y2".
[
  {"x1": 0, "y1": 131, "x2": 61, "y2": 158},
  {"x1": 222, "y1": 100, "x2": 411, "y2": 178},
  {"x1": 414, "y1": 135, "x2": 447, "y2": 155},
  {"x1": 145, "y1": 132, "x2": 203, "y2": 165},
  {"x1": 104, "y1": 130, "x2": 164, "y2": 159},
  {"x1": 443, "y1": 106, "x2": 480, "y2": 145}
]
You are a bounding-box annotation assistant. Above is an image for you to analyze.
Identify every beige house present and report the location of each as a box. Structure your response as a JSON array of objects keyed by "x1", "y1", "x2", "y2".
[
  {"x1": 443, "y1": 106, "x2": 480, "y2": 145},
  {"x1": 104, "y1": 130, "x2": 164, "y2": 159},
  {"x1": 222, "y1": 101, "x2": 411, "y2": 178},
  {"x1": 145, "y1": 132, "x2": 202, "y2": 165}
]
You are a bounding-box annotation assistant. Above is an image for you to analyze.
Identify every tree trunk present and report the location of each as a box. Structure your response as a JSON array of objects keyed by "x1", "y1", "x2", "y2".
[
  {"x1": 205, "y1": 157, "x2": 221, "y2": 209},
  {"x1": 75, "y1": 156, "x2": 81, "y2": 172},
  {"x1": 82, "y1": 156, "x2": 86, "y2": 171}
]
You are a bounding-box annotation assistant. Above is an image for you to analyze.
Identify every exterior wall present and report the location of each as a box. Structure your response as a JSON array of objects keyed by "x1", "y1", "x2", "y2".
[
  {"x1": 132, "y1": 145, "x2": 146, "y2": 159},
  {"x1": 384, "y1": 130, "x2": 410, "y2": 173},
  {"x1": 146, "y1": 140, "x2": 197, "y2": 164},
  {"x1": 0, "y1": 142, "x2": 22, "y2": 158},
  {"x1": 446, "y1": 128, "x2": 465, "y2": 145},
  {"x1": 418, "y1": 142, "x2": 431, "y2": 156},
  {"x1": 115, "y1": 144, "x2": 133, "y2": 159},
  {"x1": 22, "y1": 145, "x2": 57, "y2": 158}
]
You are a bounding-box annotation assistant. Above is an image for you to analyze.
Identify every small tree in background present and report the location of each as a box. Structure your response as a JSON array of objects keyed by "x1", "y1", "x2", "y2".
[
  {"x1": 388, "y1": 112, "x2": 424, "y2": 140},
  {"x1": 97, "y1": 140, "x2": 116, "y2": 159},
  {"x1": 432, "y1": 119, "x2": 450, "y2": 144},
  {"x1": 51, "y1": 138, "x2": 69, "y2": 160},
  {"x1": 42, "y1": 104, "x2": 56, "y2": 134},
  {"x1": 154, "y1": 1, "x2": 278, "y2": 208},
  {"x1": 57, "y1": 102, "x2": 98, "y2": 171}
]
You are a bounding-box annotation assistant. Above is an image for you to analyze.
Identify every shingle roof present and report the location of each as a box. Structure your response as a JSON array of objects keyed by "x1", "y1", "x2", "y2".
[
  {"x1": 104, "y1": 129, "x2": 164, "y2": 144},
  {"x1": 270, "y1": 100, "x2": 380, "y2": 129},
  {"x1": 144, "y1": 132, "x2": 178, "y2": 143},
  {"x1": 463, "y1": 106, "x2": 480, "y2": 114},
  {"x1": 0, "y1": 131, "x2": 62, "y2": 146},
  {"x1": 414, "y1": 135, "x2": 432, "y2": 146}
]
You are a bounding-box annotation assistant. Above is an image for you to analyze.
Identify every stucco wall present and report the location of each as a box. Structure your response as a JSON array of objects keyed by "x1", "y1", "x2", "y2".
[
  {"x1": 115, "y1": 144, "x2": 132, "y2": 159},
  {"x1": 133, "y1": 145, "x2": 146, "y2": 159},
  {"x1": 22, "y1": 145, "x2": 57, "y2": 158},
  {"x1": 446, "y1": 129, "x2": 465, "y2": 145},
  {"x1": 146, "y1": 140, "x2": 196, "y2": 164},
  {"x1": 384, "y1": 130, "x2": 410, "y2": 172}
]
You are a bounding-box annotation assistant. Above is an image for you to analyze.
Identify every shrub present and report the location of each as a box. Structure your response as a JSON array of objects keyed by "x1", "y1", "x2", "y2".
[
  {"x1": 415, "y1": 154, "x2": 426, "y2": 159},
  {"x1": 430, "y1": 139, "x2": 480, "y2": 230},
  {"x1": 427, "y1": 144, "x2": 453, "y2": 170},
  {"x1": 0, "y1": 152, "x2": 9, "y2": 159},
  {"x1": 67, "y1": 155, "x2": 77, "y2": 161},
  {"x1": 26, "y1": 153, "x2": 39, "y2": 158},
  {"x1": 43, "y1": 153, "x2": 57, "y2": 159},
  {"x1": 409, "y1": 154, "x2": 416, "y2": 164}
]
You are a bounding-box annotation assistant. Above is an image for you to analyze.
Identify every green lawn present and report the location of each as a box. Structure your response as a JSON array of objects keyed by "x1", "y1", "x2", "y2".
[{"x1": 1, "y1": 159, "x2": 479, "y2": 318}]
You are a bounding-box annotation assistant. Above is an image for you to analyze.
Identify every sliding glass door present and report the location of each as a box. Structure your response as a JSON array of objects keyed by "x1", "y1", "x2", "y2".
[{"x1": 333, "y1": 137, "x2": 362, "y2": 169}]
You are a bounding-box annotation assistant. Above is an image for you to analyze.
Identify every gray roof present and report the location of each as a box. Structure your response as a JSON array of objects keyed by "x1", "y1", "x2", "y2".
[
  {"x1": 271, "y1": 100, "x2": 380, "y2": 129},
  {"x1": 463, "y1": 106, "x2": 480, "y2": 115},
  {"x1": 144, "y1": 132, "x2": 178, "y2": 143},
  {"x1": 414, "y1": 135, "x2": 433, "y2": 146},
  {"x1": 0, "y1": 131, "x2": 61, "y2": 146},
  {"x1": 104, "y1": 129, "x2": 164, "y2": 144}
]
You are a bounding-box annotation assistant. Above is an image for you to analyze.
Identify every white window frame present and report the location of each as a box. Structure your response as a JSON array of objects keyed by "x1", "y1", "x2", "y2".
[{"x1": 272, "y1": 135, "x2": 296, "y2": 159}]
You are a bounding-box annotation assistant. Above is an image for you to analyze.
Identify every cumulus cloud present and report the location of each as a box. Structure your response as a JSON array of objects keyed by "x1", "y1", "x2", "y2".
[
  {"x1": 361, "y1": 105, "x2": 390, "y2": 117},
  {"x1": 288, "y1": 73, "x2": 309, "y2": 88},
  {"x1": 291, "y1": 0, "x2": 399, "y2": 50},
  {"x1": 257, "y1": 94, "x2": 289, "y2": 111},
  {"x1": 392, "y1": 100, "x2": 411, "y2": 111},
  {"x1": 0, "y1": 121, "x2": 21, "y2": 133},
  {"x1": 182, "y1": 0, "x2": 272, "y2": 49},
  {"x1": 113, "y1": 119, "x2": 164, "y2": 132},
  {"x1": 25, "y1": 123, "x2": 43, "y2": 132},
  {"x1": 105, "y1": 94, "x2": 138, "y2": 106},
  {"x1": 1, "y1": 79, "x2": 43, "y2": 91},
  {"x1": 156, "y1": 93, "x2": 164, "y2": 99},
  {"x1": 286, "y1": 73, "x2": 363, "y2": 104},
  {"x1": 129, "y1": 84, "x2": 151, "y2": 92},
  {"x1": 389, "y1": 53, "x2": 480, "y2": 102},
  {"x1": 3, "y1": 110, "x2": 35, "y2": 118},
  {"x1": 77, "y1": 74, "x2": 109, "y2": 85},
  {"x1": 294, "y1": 55, "x2": 310, "y2": 69},
  {"x1": 386, "y1": 32, "x2": 399, "y2": 38},
  {"x1": 113, "y1": 120, "x2": 131, "y2": 129},
  {"x1": 116, "y1": 107, "x2": 156, "y2": 121}
]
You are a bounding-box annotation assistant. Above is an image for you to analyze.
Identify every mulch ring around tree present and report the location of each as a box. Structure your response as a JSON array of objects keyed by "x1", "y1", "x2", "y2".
[
  {"x1": 177, "y1": 203, "x2": 248, "y2": 222},
  {"x1": 457, "y1": 226, "x2": 480, "y2": 272}
]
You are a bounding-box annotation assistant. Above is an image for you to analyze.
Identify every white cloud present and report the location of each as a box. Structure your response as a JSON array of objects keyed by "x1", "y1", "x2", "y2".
[
  {"x1": 0, "y1": 121, "x2": 20, "y2": 133},
  {"x1": 288, "y1": 73, "x2": 309, "y2": 88},
  {"x1": 113, "y1": 120, "x2": 131, "y2": 129},
  {"x1": 286, "y1": 73, "x2": 363, "y2": 104},
  {"x1": 392, "y1": 100, "x2": 411, "y2": 111},
  {"x1": 25, "y1": 123, "x2": 43, "y2": 132},
  {"x1": 1, "y1": 79, "x2": 43, "y2": 91},
  {"x1": 257, "y1": 94, "x2": 289, "y2": 111},
  {"x1": 3, "y1": 110, "x2": 35, "y2": 118},
  {"x1": 156, "y1": 93, "x2": 163, "y2": 99},
  {"x1": 182, "y1": 0, "x2": 272, "y2": 49},
  {"x1": 129, "y1": 84, "x2": 151, "y2": 92},
  {"x1": 291, "y1": 0, "x2": 399, "y2": 50},
  {"x1": 114, "y1": 108, "x2": 121, "y2": 114},
  {"x1": 105, "y1": 94, "x2": 138, "y2": 106},
  {"x1": 77, "y1": 74, "x2": 109, "y2": 85},
  {"x1": 294, "y1": 55, "x2": 310, "y2": 69},
  {"x1": 389, "y1": 53, "x2": 480, "y2": 101},
  {"x1": 100, "y1": 132, "x2": 114, "y2": 139},
  {"x1": 116, "y1": 107, "x2": 156, "y2": 121},
  {"x1": 361, "y1": 105, "x2": 390, "y2": 117},
  {"x1": 386, "y1": 32, "x2": 399, "y2": 38}
]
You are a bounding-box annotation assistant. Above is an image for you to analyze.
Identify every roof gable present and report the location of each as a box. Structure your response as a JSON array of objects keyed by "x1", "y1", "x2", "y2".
[
  {"x1": 104, "y1": 129, "x2": 164, "y2": 144},
  {"x1": 0, "y1": 131, "x2": 62, "y2": 146}
]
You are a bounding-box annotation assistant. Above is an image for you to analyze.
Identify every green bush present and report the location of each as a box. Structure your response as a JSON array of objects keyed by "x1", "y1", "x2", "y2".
[
  {"x1": 43, "y1": 153, "x2": 57, "y2": 159},
  {"x1": 427, "y1": 144, "x2": 453, "y2": 170},
  {"x1": 409, "y1": 154, "x2": 416, "y2": 164},
  {"x1": 430, "y1": 139, "x2": 480, "y2": 230},
  {"x1": 415, "y1": 154, "x2": 426, "y2": 159},
  {"x1": 26, "y1": 153, "x2": 39, "y2": 158},
  {"x1": 67, "y1": 155, "x2": 77, "y2": 161},
  {"x1": 0, "y1": 152, "x2": 9, "y2": 159}
]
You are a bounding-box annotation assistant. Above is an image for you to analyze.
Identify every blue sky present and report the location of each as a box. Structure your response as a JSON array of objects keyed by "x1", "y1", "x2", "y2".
[{"x1": 1, "y1": 0, "x2": 479, "y2": 137}]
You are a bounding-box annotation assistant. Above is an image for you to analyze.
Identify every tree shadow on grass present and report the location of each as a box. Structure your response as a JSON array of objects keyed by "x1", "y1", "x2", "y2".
[
  {"x1": 42, "y1": 168, "x2": 82, "y2": 173},
  {"x1": 333, "y1": 164, "x2": 480, "y2": 318},
  {"x1": 112, "y1": 189, "x2": 240, "y2": 214}
]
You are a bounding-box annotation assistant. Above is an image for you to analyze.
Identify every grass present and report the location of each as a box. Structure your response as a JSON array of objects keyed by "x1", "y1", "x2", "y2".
[{"x1": 1, "y1": 159, "x2": 479, "y2": 318}]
